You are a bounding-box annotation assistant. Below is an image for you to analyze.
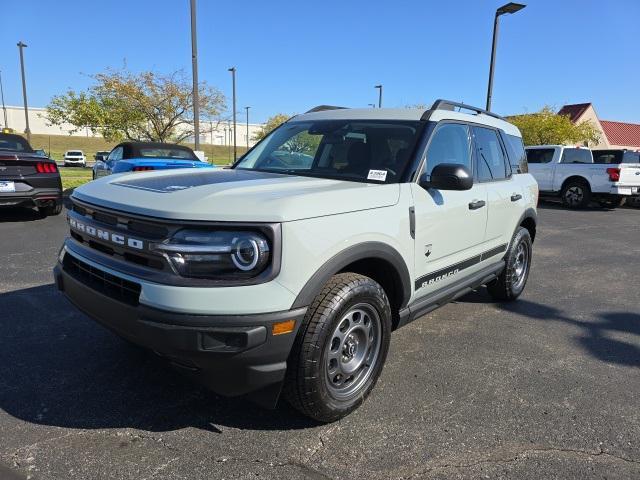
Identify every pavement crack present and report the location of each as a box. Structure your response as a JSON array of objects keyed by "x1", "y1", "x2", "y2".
[{"x1": 399, "y1": 445, "x2": 640, "y2": 478}]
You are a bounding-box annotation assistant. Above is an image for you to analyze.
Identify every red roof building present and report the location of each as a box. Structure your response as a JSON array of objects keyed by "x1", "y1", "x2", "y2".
[{"x1": 559, "y1": 103, "x2": 640, "y2": 150}]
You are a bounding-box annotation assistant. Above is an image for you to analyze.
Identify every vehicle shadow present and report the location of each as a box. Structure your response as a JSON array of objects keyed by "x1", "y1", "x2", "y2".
[
  {"x1": 458, "y1": 289, "x2": 640, "y2": 368},
  {"x1": 0, "y1": 284, "x2": 317, "y2": 434},
  {"x1": 0, "y1": 207, "x2": 45, "y2": 223},
  {"x1": 536, "y1": 199, "x2": 610, "y2": 212}
]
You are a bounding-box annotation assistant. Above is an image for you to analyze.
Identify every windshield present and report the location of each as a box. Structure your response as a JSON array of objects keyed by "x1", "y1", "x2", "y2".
[
  {"x1": 138, "y1": 147, "x2": 198, "y2": 160},
  {"x1": 0, "y1": 134, "x2": 33, "y2": 152},
  {"x1": 67, "y1": 151, "x2": 83, "y2": 156},
  {"x1": 235, "y1": 120, "x2": 422, "y2": 183}
]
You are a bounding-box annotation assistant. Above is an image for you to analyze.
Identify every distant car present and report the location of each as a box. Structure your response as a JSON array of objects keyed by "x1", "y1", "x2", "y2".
[
  {"x1": 92, "y1": 141, "x2": 214, "y2": 179},
  {"x1": 593, "y1": 150, "x2": 640, "y2": 207},
  {"x1": 94, "y1": 151, "x2": 110, "y2": 162},
  {"x1": 64, "y1": 150, "x2": 86, "y2": 167},
  {"x1": 0, "y1": 133, "x2": 62, "y2": 216},
  {"x1": 34, "y1": 149, "x2": 48, "y2": 157}
]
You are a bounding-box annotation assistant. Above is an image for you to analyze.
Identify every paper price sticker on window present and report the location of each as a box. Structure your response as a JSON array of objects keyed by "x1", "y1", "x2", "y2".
[{"x1": 367, "y1": 169, "x2": 387, "y2": 182}]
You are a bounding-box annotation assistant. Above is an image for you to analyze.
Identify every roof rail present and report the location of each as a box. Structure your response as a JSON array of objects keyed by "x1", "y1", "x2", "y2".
[
  {"x1": 430, "y1": 99, "x2": 505, "y2": 120},
  {"x1": 305, "y1": 105, "x2": 347, "y2": 113}
]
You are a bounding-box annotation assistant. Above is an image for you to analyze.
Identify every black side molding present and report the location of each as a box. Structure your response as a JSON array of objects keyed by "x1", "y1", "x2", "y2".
[{"x1": 398, "y1": 261, "x2": 505, "y2": 328}]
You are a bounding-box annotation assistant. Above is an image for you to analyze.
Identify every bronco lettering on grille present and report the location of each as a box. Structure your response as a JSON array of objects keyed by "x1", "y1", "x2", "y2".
[{"x1": 69, "y1": 217, "x2": 145, "y2": 250}]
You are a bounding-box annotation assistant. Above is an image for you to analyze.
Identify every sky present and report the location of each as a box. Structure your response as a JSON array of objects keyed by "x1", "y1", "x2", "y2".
[{"x1": 1, "y1": 0, "x2": 639, "y2": 124}]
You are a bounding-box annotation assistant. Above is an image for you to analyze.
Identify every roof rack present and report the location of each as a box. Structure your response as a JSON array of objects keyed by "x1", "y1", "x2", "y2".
[
  {"x1": 430, "y1": 99, "x2": 505, "y2": 120},
  {"x1": 305, "y1": 105, "x2": 347, "y2": 113}
]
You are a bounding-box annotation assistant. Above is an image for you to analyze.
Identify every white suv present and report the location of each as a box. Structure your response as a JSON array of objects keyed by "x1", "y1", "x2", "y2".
[
  {"x1": 54, "y1": 100, "x2": 538, "y2": 422},
  {"x1": 63, "y1": 150, "x2": 86, "y2": 167}
]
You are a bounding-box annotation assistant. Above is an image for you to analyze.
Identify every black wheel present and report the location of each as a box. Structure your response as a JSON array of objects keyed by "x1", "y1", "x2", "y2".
[
  {"x1": 627, "y1": 196, "x2": 640, "y2": 208},
  {"x1": 561, "y1": 179, "x2": 591, "y2": 209},
  {"x1": 284, "y1": 273, "x2": 392, "y2": 422},
  {"x1": 40, "y1": 201, "x2": 63, "y2": 216},
  {"x1": 598, "y1": 196, "x2": 625, "y2": 208},
  {"x1": 487, "y1": 227, "x2": 532, "y2": 302}
]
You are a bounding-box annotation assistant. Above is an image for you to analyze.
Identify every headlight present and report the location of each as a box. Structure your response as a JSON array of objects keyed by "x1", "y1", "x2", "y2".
[{"x1": 151, "y1": 229, "x2": 270, "y2": 279}]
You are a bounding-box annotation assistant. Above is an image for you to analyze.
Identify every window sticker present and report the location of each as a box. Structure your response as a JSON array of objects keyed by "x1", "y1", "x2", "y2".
[{"x1": 367, "y1": 169, "x2": 387, "y2": 182}]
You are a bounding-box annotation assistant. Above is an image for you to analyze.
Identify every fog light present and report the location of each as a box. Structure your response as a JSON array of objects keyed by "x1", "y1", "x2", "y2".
[{"x1": 272, "y1": 319, "x2": 296, "y2": 336}]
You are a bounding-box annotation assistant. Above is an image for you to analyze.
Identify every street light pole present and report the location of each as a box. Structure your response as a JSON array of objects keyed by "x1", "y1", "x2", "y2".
[
  {"x1": 190, "y1": 0, "x2": 200, "y2": 150},
  {"x1": 245, "y1": 106, "x2": 250, "y2": 149},
  {"x1": 486, "y1": 2, "x2": 526, "y2": 112},
  {"x1": 0, "y1": 70, "x2": 8, "y2": 128},
  {"x1": 228, "y1": 67, "x2": 237, "y2": 162},
  {"x1": 374, "y1": 84, "x2": 383, "y2": 108},
  {"x1": 17, "y1": 41, "x2": 31, "y2": 141}
]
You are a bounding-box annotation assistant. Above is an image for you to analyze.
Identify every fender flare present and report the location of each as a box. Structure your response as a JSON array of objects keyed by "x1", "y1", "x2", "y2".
[
  {"x1": 291, "y1": 242, "x2": 412, "y2": 309},
  {"x1": 515, "y1": 207, "x2": 537, "y2": 242}
]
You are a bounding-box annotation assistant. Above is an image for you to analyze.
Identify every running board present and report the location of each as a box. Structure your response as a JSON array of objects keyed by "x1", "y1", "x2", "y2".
[{"x1": 397, "y1": 261, "x2": 505, "y2": 328}]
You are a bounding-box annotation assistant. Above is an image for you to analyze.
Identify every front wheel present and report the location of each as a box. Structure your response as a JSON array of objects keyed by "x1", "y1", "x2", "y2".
[
  {"x1": 487, "y1": 227, "x2": 532, "y2": 301},
  {"x1": 284, "y1": 273, "x2": 392, "y2": 422}
]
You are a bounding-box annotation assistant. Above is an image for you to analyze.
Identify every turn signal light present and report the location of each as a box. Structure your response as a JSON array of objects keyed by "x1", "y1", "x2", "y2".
[
  {"x1": 606, "y1": 167, "x2": 620, "y2": 182},
  {"x1": 272, "y1": 319, "x2": 296, "y2": 336},
  {"x1": 36, "y1": 162, "x2": 57, "y2": 173}
]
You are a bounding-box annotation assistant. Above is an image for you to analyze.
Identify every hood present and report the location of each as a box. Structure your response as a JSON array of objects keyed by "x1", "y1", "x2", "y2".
[{"x1": 72, "y1": 168, "x2": 400, "y2": 222}]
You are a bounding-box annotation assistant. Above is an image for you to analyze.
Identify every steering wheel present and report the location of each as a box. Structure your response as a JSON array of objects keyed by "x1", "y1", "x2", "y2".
[{"x1": 260, "y1": 155, "x2": 289, "y2": 169}]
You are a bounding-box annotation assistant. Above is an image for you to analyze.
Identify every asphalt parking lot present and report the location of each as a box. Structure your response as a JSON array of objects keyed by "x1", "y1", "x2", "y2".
[{"x1": 0, "y1": 202, "x2": 639, "y2": 480}]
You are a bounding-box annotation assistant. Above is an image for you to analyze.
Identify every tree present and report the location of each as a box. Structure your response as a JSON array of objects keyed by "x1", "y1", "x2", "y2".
[
  {"x1": 45, "y1": 68, "x2": 226, "y2": 142},
  {"x1": 253, "y1": 113, "x2": 290, "y2": 141},
  {"x1": 508, "y1": 106, "x2": 601, "y2": 146}
]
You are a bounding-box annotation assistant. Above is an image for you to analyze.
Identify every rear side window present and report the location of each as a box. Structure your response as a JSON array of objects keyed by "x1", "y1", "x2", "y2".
[
  {"x1": 622, "y1": 151, "x2": 640, "y2": 163},
  {"x1": 424, "y1": 123, "x2": 472, "y2": 175},
  {"x1": 474, "y1": 127, "x2": 508, "y2": 181},
  {"x1": 561, "y1": 148, "x2": 592, "y2": 164},
  {"x1": 503, "y1": 134, "x2": 528, "y2": 173},
  {"x1": 526, "y1": 148, "x2": 555, "y2": 163}
]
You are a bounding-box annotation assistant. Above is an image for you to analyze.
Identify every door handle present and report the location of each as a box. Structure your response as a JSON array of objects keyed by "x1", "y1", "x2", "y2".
[
  {"x1": 468, "y1": 200, "x2": 486, "y2": 210},
  {"x1": 511, "y1": 193, "x2": 522, "y2": 202}
]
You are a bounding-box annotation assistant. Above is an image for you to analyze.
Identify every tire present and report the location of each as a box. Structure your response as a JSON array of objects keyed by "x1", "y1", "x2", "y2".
[
  {"x1": 598, "y1": 196, "x2": 625, "y2": 208},
  {"x1": 627, "y1": 196, "x2": 640, "y2": 208},
  {"x1": 487, "y1": 227, "x2": 532, "y2": 302},
  {"x1": 284, "y1": 273, "x2": 392, "y2": 423},
  {"x1": 561, "y1": 179, "x2": 591, "y2": 209},
  {"x1": 40, "y1": 201, "x2": 63, "y2": 216}
]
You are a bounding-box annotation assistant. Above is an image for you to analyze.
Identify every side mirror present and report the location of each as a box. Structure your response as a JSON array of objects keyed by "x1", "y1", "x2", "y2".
[{"x1": 419, "y1": 163, "x2": 473, "y2": 191}]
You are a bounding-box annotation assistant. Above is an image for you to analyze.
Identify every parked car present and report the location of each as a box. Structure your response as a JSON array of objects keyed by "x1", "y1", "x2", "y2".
[
  {"x1": 0, "y1": 133, "x2": 62, "y2": 215},
  {"x1": 55, "y1": 100, "x2": 538, "y2": 422},
  {"x1": 64, "y1": 150, "x2": 86, "y2": 167},
  {"x1": 92, "y1": 142, "x2": 213, "y2": 179},
  {"x1": 592, "y1": 150, "x2": 640, "y2": 207},
  {"x1": 94, "y1": 151, "x2": 110, "y2": 162},
  {"x1": 34, "y1": 149, "x2": 48, "y2": 157},
  {"x1": 526, "y1": 145, "x2": 640, "y2": 208}
]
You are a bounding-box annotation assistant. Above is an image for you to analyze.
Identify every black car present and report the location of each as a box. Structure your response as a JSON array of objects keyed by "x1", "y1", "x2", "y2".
[{"x1": 0, "y1": 133, "x2": 63, "y2": 216}]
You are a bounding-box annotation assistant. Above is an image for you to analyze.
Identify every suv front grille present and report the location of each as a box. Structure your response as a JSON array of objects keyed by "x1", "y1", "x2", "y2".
[{"x1": 63, "y1": 254, "x2": 141, "y2": 306}]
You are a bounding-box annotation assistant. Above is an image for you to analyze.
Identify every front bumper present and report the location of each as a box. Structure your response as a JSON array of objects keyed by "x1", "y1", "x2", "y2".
[{"x1": 53, "y1": 251, "x2": 307, "y2": 406}]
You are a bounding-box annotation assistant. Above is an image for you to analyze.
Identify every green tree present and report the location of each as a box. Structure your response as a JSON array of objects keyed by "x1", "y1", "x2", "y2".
[
  {"x1": 508, "y1": 106, "x2": 601, "y2": 146},
  {"x1": 45, "y1": 68, "x2": 226, "y2": 142},
  {"x1": 253, "y1": 113, "x2": 290, "y2": 141}
]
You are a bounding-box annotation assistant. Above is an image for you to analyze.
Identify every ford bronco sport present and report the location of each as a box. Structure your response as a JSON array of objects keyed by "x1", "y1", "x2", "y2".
[{"x1": 54, "y1": 100, "x2": 538, "y2": 422}]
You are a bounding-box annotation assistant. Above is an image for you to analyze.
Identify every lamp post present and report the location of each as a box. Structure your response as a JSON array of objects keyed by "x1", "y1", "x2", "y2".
[
  {"x1": 17, "y1": 41, "x2": 31, "y2": 141},
  {"x1": 485, "y1": 2, "x2": 526, "y2": 112},
  {"x1": 0, "y1": 70, "x2": 8, "y2": 128},
  {"x1": 228, "y1": 67, "x2": 237, "y2": 161},
  {"x1": 374, "y1": 84, "x2": 382, "y2": 108},
  {"x1": 190, "y1": 0, "x2": 200, "y2": 149},
  {"x1": 244, "y1": 106, "x2": 250, "y2": 150}
]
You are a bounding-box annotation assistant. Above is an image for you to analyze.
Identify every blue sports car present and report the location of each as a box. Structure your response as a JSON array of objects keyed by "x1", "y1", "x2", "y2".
[{"x1": 92, "y1": 141, "x2": 214, "y2": 179}]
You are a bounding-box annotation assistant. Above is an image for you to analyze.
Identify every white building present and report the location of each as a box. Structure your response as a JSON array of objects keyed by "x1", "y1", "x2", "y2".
[{"x1": 1, "y1": 105, "x2": 264, "y2": 147}]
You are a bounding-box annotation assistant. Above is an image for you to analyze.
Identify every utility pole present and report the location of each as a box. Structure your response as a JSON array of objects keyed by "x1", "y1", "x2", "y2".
[
  {"x1": 375, "y1": 84, "x2": 383, "y2": 108},
  {"x1": 0, "y1": 70, "x2": 8, "y2": 128},
  {"x1": 486, "y1": 3, "x2": 526, "y2": 111},
  {"x1": 17, "y1": 41, "x2": 31, "y2": 141},
  {"x1": 245, "y1": 106, "x2": 250, "y2": 149},
  {"x1": 228, "y1": 67, "x2": 237, "y2": 161},
  {"x1": 190, "y1": 0, "x2": 200, "y2": 149}
]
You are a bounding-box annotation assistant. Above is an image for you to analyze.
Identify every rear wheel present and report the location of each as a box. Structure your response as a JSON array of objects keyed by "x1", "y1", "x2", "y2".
[
  {"x1": 561, "y1": 180, "x2": 591, "y2": 209},
  {"x1": 284, "y1": 273, "x2": 391, "y2": 422},
  {"x1": 487, "y1": 227, "x2": 532, "y2": 301}
]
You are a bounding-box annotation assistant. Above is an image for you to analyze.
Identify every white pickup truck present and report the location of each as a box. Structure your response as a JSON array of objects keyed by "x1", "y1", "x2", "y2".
[{"x1": 526, "y1": 145, "x2": 640, "y2": 208}]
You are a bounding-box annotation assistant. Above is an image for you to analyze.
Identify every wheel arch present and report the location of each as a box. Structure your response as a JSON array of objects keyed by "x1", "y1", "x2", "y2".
[
  {"x1": 515, "y1": 207, "x2": 537, "y2": 243},
  {"x1": 291, "y1": 242, "x2": 412, "y2": 327},
  {"x1": 560, "y1": 175, "x2": 592, "y2": 193}
]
